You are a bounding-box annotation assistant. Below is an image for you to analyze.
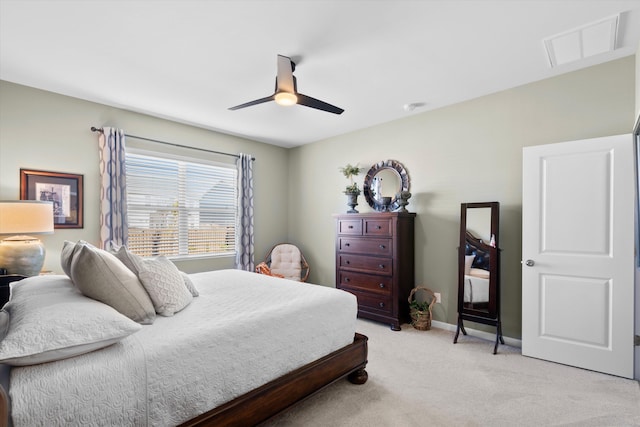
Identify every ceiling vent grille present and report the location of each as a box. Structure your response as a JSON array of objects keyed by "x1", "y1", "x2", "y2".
[{"x1": 543, "y1": 14, "x2": 619, "y2": 68}]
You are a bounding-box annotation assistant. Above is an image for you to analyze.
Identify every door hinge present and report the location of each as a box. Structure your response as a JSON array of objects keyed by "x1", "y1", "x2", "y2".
[{"x1": 635, "y1": 335, "x2": 640, "y2": 346}]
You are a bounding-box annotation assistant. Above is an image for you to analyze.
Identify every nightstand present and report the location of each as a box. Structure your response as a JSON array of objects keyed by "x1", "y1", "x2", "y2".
[{"x1": 0, "y1": 274, "x2": 27, "y2": 307}]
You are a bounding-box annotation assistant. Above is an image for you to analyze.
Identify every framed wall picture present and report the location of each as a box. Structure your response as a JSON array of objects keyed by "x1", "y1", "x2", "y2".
[{"x1": 20, "y1": 169, "x2": 84, "y2": 229}]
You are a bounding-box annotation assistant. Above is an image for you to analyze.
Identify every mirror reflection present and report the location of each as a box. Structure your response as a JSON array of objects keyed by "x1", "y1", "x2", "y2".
[
  {"x1": 363, "y1": 160, "x2": 410, "y2": 212},
  {"x1": 463, "y1": 207, "x2": 494, "y2": 313},
  {"x1": 372, "y1": 168, "x2": 401, "y2": 201}
]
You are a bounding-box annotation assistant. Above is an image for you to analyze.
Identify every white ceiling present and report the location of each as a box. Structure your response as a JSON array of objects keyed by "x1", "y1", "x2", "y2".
[{"x1": 1, "y1": 0, "x2": 640, "y2": 148}]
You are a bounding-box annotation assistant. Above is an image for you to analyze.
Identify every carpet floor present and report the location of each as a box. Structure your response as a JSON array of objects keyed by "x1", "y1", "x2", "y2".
[{"x1": 262, "y1": 319, "x2": 640, "y2": 427}]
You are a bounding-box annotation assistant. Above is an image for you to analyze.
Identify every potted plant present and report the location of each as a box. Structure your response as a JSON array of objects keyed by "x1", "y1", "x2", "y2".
[
  {"x1": 408, "y1": 287, "x2": 436, "y2": 330},
  {"x1": 340, "y1": 164, "x2": 361, "y2": 213}
]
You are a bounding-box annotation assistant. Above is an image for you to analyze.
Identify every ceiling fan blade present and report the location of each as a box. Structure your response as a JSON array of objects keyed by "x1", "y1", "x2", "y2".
[
  {"x1": 296, "y1": 93, "x2": 344, "y2": 115},
  {"x1": 276, "y1": 55, "x2": 296, "y2": 93},
  {"x1": 228, "y1": 95, "x2": 275, "y2": 111}
]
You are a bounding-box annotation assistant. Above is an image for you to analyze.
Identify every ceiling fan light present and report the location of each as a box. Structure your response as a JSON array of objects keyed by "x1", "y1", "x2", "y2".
[{"x1": 274, "y1": 92, "x2": 298, "y2": 106}]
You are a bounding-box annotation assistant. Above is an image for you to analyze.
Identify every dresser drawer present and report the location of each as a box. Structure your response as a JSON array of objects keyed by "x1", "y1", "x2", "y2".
[
  {"x1": 338, "y1": 237, "x2": 392, "y2": 256},
  {"x1": 343, "y1": 288, "x2": 392, "y2": 314},
  {"x1": 338, "y1": 271, "x2": 392, "y2": 294},
  {"x1": 338, "y1": 219, "x2": 362, "y2": 235},
  {"x1": 364, "y1": 218, "x2": 392, "y2": 236},
  {"x1": 338, "y1": 254, "x2": 392, "y2": 274}
]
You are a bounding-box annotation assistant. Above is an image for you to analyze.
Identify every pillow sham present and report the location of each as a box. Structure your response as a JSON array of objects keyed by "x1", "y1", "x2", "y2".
[
  {"x1": 136, "y1": 256, "x2": 193, "y2": 316},
  {"x1": 69, "y1": 242, "x2": 156, "y2": 324},
  {"x1": 0, "y1": 275, "x2": 141, "y2": 366},
  {"x1": 114, "y1": 246, "x2": 199, "y2": 297}
]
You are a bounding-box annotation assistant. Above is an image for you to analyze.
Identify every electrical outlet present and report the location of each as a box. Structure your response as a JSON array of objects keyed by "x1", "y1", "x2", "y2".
[{"x1": 434, "y1": 292, "x2": 441, "y2": 304}]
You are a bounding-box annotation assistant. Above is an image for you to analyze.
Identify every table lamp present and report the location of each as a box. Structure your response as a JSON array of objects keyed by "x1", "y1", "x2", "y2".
[{"x1": 0, "y1": 201, "x2": 54, "y2": 276}]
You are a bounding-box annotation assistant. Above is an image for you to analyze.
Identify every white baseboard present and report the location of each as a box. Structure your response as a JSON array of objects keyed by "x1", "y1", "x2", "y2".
[{"x1": 431, "y1": 320, "x2": 522, "y2": 348}]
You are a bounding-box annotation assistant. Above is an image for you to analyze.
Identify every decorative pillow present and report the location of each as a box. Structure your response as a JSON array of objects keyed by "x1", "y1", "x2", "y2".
[
  {"x1": 113, "y1": 245, "x2": 143, "y2": 274},
  {"x1": 60, "y1": 239, "x2": 88, "y2": 278},
  {"x1": 69, "y1": 242, "x2": 156, "y2": 324},
  {"x1": 114, "y1": 246, "x2": 199, "y2": 297},
  {"x1": 465, "y1": 242, "x2": 490, "y2": 270},
  {"x1": 180, "y1": 271, "x2": 199, "y2": 297},
  {"x1": 470, "y1": 268, "x2": 490, "y2": 279},
  {"x1": 136, "y1": 256, "x2": 193, "y2": 316},
  {"x1": 0, "y1": 275, "x2": 141, "y2": 366},
  {"x1": 464, "y1": 255, "x2": 475, "y2": 276}
]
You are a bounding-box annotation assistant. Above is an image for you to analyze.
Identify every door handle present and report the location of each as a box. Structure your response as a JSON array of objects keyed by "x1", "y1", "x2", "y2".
[{"x1": 524, "y1": 259, "x2": 535, "y2": 267}]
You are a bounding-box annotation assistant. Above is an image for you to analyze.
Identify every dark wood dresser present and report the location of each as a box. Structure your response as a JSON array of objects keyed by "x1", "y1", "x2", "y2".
[{"x1": 334, "y1": 212, "x2": 416, "y2": 330}]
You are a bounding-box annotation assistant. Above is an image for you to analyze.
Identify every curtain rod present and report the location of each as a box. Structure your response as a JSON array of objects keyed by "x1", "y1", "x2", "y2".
[{"x1": 90, "y1": 127, "x2": 255, "y2": 161}]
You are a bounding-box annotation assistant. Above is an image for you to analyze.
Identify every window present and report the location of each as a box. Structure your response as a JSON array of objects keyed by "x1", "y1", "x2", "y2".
[{"x1": 125, "y1": 149, "x2": 237, "y2": 259}]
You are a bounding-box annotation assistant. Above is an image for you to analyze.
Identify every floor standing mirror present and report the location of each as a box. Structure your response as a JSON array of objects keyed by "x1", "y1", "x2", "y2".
[{"x1": 454, "y1": 201, "x2": 504, "y2": 354}]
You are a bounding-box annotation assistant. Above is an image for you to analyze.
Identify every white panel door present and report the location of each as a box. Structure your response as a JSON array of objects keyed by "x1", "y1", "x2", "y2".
[{"x1": 522, "y1": 134, "x2": 635, "y2": 378}]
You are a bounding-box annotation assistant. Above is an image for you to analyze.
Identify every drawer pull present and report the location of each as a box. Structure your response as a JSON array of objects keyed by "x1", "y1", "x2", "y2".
[
  {"x1": 345, "y1": 260, "x2": 351, "y2": 264},
  {"x1": 378, "y1": 264, "x2": 385, "y2": 269},
  {"x1": 376, "y1": 225, "x2": 382, "y2": 229},
  {"x1": 345, "y1": 243, "x2": 351, "y2": 247},
  {"x1": 379, "y1": 283, "x2": 385, "y2": 288},
  {"x1": 378, "y1": 302, "x2": 385, "y2": 308},
  {"x1": 344, "y1": 277, "x2": 350, "y2": 282},
  {"x1": 348, "y1": 225, "x2": 354, "y2": 229},
  {"x1": 379, "y1": 245, "x2": 385, "y2": 249}
]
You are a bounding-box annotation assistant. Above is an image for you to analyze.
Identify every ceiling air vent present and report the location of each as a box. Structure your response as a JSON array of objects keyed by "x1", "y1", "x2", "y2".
[{"x1": 543, "y1": 14, "x2": 619, "y2": 68}]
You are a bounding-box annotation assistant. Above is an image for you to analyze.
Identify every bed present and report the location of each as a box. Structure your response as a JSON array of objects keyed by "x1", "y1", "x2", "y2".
[{"x1": 0, "y1": 264, "x2": 368, "y2": 426}]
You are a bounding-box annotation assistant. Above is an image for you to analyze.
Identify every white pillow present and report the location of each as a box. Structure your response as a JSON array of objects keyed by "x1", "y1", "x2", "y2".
[
  {"x1": 464, "y1": 255, "x2": 475, "y2": 276},
  {"x1": 70, "y1": 242, "x2": 156, "y2": 324},
  {"x1": 0, "y1": 275, "x2": 141, "y2": 366},
  {"x1": 180, "y1": 271, "x2": 199, "y2": 297},
  {"x1": 136, "y1": 256, "x2": 193, "y2": 316},
  {"x1": 114, "y1": 246, "x2": 199, "y2": 297}
]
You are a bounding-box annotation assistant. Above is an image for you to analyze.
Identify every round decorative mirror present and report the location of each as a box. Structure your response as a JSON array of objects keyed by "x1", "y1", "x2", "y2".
[{"x1": 363, "y1": 160, "x2": 410, "y2": 211}]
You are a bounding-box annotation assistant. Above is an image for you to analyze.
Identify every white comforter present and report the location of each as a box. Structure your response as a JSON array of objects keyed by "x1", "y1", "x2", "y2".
[{"x1": 10, "y1": 269, "x2": 358, "y2": 426}]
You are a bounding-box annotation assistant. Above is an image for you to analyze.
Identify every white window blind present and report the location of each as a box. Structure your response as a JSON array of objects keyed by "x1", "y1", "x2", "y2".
[{"x1": 125, "y1": 150, "x2": 237, "y2": 258}]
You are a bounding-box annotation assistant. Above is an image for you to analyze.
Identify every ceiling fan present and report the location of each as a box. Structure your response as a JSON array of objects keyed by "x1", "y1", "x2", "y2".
[{"x1": 229, "y1": 55, "x2": 344, "y2": 115}]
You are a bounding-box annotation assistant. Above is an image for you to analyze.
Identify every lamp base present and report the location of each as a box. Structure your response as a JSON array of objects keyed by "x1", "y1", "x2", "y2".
[{"x1": 0, "y1": 235, "x2": 46, "y2": 277}]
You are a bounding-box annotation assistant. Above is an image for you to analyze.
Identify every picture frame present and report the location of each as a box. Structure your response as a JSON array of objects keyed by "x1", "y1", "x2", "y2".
[{"x1": 20, "y1": 169, "x2": 84, "y2": 229}]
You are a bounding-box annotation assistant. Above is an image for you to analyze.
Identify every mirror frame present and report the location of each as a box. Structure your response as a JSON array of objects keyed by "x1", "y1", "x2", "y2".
[
  {"x1": 457, "y1": 202, "x2": 500, "y2": 319},
  {"x1": 362, "y1": 160, "x2": 410, "y2": 211}
]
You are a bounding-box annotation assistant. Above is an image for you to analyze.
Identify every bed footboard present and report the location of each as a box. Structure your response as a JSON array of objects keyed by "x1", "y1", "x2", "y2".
[
  {"x1": 0, "y1": 334, "x2": 368, "y2": 427},
  {"x1": 180, "y1": 333, "x2": 369, "y2": 427}
]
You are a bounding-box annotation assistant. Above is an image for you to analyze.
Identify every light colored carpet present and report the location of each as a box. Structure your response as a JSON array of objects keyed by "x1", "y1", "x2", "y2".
[{"x1": 262, "y1": 319, "x2": 640, "y2": 427}]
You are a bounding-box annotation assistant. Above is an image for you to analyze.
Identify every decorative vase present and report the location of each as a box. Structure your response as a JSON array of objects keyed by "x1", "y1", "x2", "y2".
[
  {"x1": 393, "y1": 190, "x2": 412, "y2": 212},
  {"x1": 345, "y1": 192, "x2": 359, "y2": 213}
]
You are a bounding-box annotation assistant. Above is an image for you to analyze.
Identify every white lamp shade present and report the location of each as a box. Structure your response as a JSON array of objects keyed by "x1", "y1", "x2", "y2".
[{"x1": 0, "y1": 201, "x2": 54, "y2": 235}]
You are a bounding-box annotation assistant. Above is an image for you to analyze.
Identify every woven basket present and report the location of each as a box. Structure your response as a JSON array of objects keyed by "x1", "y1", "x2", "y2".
[{"x1": 408, "y1": 287, "x2": 436, "y2": 331}]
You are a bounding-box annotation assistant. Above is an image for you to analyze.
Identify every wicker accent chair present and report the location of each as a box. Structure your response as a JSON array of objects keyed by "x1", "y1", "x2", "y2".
[{"x1": 259, "y1": 243, "x2": 310, "y2": 282}]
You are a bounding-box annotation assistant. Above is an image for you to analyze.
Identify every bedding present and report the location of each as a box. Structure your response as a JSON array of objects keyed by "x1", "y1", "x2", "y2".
[
  {"x1": 2, "y1": 269, "x2": 358, "y2": 426},
  {"x1": 463, "y1": 274, "x2": 489, "y2": 304}
]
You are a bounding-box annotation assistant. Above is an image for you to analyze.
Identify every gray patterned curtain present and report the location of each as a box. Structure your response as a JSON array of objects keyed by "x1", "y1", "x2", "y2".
[
  {"x1": 235, "y1": 153, "x2": 255, "y2": 271},
  {"x1": 98, "y1": 127, "x2": 128, "y2": 251}
]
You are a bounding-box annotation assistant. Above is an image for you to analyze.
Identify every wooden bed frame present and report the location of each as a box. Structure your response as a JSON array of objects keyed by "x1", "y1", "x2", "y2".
[{"x1": 0, "y1": 333, "x2": 368, "y2": 427}]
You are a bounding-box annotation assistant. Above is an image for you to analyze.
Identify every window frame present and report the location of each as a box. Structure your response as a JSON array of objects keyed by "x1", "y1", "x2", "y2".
[{"x1": 124, "y1": 147, "x2": 238, "y2": 261}]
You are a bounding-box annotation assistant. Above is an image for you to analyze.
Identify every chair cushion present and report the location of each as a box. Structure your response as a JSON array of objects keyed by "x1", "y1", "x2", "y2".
[{"x1": 269, "y1": 244, "x2": 302, "y2": 281}]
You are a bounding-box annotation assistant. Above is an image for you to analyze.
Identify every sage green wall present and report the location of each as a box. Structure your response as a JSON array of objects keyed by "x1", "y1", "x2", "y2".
[
  {"x1": 289, "y1": 56, "x2": 636, "y2": 339},
  {"x1": 0, "y1": 81, "x2": 290, "y2": 274}
]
